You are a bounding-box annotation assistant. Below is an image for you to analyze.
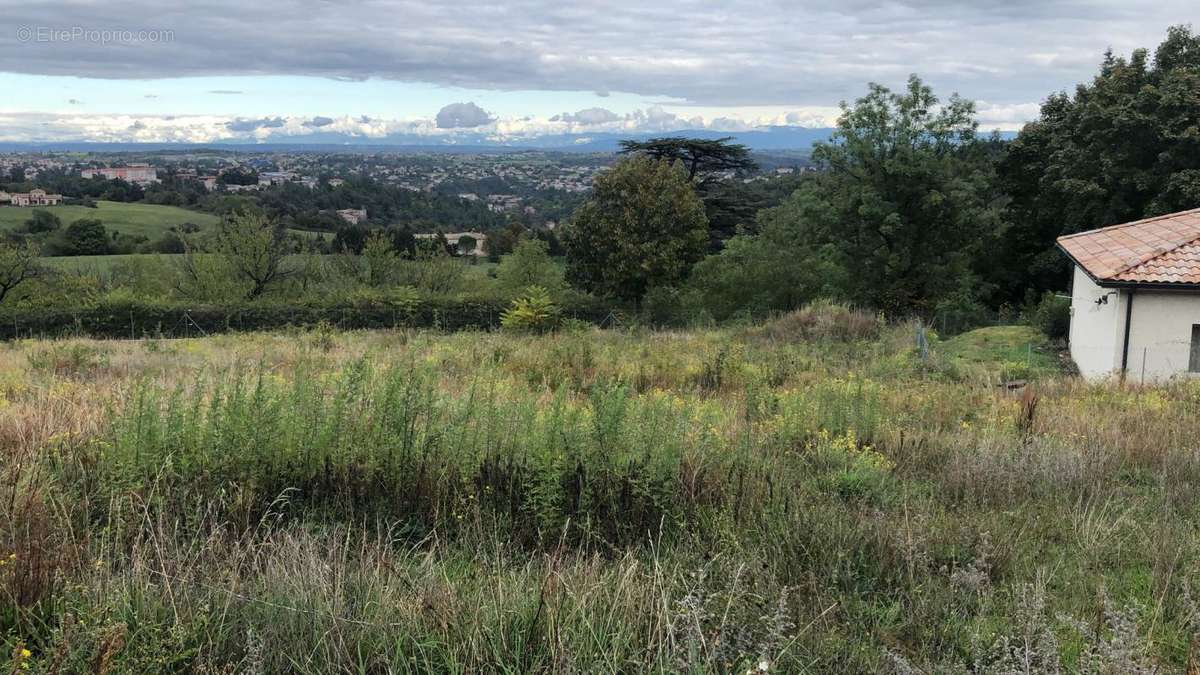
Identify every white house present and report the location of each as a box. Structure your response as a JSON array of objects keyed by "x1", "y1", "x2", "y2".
[
  {"x1": 9, "y1": 189, "x2": 63, "y2": 206},
  {"x1": 1058, "y1": 208, "x2": 1200, "y2": 382}
]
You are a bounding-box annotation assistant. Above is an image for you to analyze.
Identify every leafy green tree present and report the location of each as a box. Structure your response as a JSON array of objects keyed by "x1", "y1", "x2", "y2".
[
  {"x1": 486, "y1": 222, "x2": 526, "y2": 262},
  {"x1": 23, "y1": 210, "x2": 61, "y2": 234},
  {"x1": 685, "y1": 207, "x2": 847, "y2": 321},
  {"x1": 756, "y1": 75, "x2": 1002, "y2": 313},
  {"x1": 620, "y1": 136, "x2": 758, "y2": 249},
  {"x1": 395, "y1": 238, "x2": 466, "y2": 295},
  {"x1": 997, "y1": 25, "x2": 1200, "y2": 300},
  {"x1": 495, "y1": 238, "x2": 566, "y2": 298},
  {"x1": 456, "y1": 235, "x2": 478, "y2": 257},
  {"x1": 333, "y1": 225, "x2": 370, "y2": 254},
  {"x1": 218, "y1": 167, "x2": 259, "y2": 186},
  {"x1": 182, "y1": 211, "x2": 292, "y2": 301},
  {"x1": 362, "y1": 231, "x2": 397, "y2": 287},
  {"x1": 62, "y1": 218, "x2": 111, "y2": 256},
  {"x1": 0, "y1": 240, "x2": 40, "y2": 304},
  {"x1": 563, "y1": 156, "x2": 708, "y2": 304}
]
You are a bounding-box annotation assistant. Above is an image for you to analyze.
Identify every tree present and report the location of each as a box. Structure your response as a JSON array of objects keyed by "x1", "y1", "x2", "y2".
[
  {"x1": 0, "y1": 240, "x2": 39, "y2": 304},
  {"x1": 685, "y1": 207, "x2": 847, "y2": 321},
  {"x1": 362, "y1": 231, "x2": 397, "y2": 286},
  {"x1": 333, "y1": 224, "x2": 370, "y2": 254},
  {"x1": 750, "y1": 75, "x2": 1003, "y2": 314},
  {"x1": 62, "y1": 218, "x2": 111, "y2": 256},
  {"x1": 485, "y1": 222, "x2": 526, "y2": 262},
  {"x1": 563, "y1": 156, "x2": 708, "y2": 303},
  {"x1": 396, "y1": 238, "x2": 466, "y2": 294},
  {"x1": 619, "y1": 137, "x2": 755, "y2": 183},
  {"x1": 218, "y1": 167, "x2": 259, "y2": 186},
  {"x1": 619, "y1": 137, "x2": 758, "y2": 249},
  {"x1": 23, "y1": 210, "x2": 61, "y2": 234},
  {"x1": 495, "y1": 238, "x2": 566, "y2": 298},
  {"x1": 997, "y1": 25, "x2": 1200, "y2": 301},
  {"x1": 456, "y1": 235, "x2": 478, "y2": 257},
  {"x1": 387, "y1": 227, "x2": 417, "y2": 257},
  {"x1": 191, "y1": 211, "x2": 292, "y2": 300}
]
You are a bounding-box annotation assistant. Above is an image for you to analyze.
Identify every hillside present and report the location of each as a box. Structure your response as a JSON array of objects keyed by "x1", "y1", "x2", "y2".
[{"x1": 0, "y1": 200, "x2": 220, "y2": 239}]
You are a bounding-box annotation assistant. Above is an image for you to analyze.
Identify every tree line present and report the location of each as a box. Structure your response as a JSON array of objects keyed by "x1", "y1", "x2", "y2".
[{"x1": 564, "y1": 26, "x2": 1200, "y2": 328}]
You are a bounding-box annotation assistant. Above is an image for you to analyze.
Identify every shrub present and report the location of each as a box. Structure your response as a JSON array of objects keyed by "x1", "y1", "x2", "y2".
[
  {"x1": 0, "y1": 295, "x2": 611, "y2": 339},
  {"x1": 1025, "y1": 291, "x2": 1071, "y2": 340},
  {"x1": 494, "y1": 238, "x2": 565, "y2": 298},
  {"x1": 500, "y1": 286, "x2": 559, "y2": 333},
  {"x1": 759, "y1": 300, "x2": 883, "y2": 342},
  {"x1": 27, "y1": 342, "x2": 110, "y2": 377},
  {"x1": 932, "y1": 289, "x2": 991, "y2": 335}
]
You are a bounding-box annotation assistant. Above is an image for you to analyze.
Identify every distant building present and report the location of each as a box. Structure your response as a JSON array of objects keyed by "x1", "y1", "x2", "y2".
[
  {"x1": 0, "y1": 191, "x2": 10, "y2": 204},
  {"x1": 415, "y1": 231, "x2": 488, "y2": 257},
  {"x1": 327, "y1": 178, "x2": 345, "y2": 187},
  {"x1": 82, "y1": 163, "x2": 159, "y2": 185},
  {"x1": 199, "y1": 176, "x2": 218, "y2": 191},
  {"x1": 336, "y1": 207, "x2": 367, "y2": 224},
  {"x1": 222, "y1": 183, "x2": 260, "y2": 193},
  {"x1": 258, "y1": 171, "x2": 298, "y2": 186},
  {"x1": 486, "y1": 194, "x2": 522, "y2": 212},
  {"x1": 8, "y1": 189, "x2": 63, "y2": 206}
]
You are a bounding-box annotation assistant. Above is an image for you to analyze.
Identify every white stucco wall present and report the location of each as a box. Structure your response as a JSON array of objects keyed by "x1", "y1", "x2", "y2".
[
  {"x1": 1068, "y1": 264, "x2": 1200, "y2": 382},
  {"x1": 1068, "y1": 265, "x2": 1124, "y2": 379},
  {"x1": 1125, "y1": 291, "x2": 1200, "y2": 383}
]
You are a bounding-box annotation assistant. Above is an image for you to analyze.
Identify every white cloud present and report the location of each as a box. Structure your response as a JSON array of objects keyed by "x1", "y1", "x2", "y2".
[{"x1": 0, "y1": 105, "x2": 863, "y2": 144}]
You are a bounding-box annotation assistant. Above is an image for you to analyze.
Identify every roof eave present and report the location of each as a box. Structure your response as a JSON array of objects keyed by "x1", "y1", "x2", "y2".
[{"x1": 1057, "y1": 241, "x2": 1200, "y2": 291}]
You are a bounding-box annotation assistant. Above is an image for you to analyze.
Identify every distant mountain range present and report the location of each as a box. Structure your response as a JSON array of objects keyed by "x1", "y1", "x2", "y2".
[{"x1": 0, "y1": 126, "x2": 1016, "y2": 154}]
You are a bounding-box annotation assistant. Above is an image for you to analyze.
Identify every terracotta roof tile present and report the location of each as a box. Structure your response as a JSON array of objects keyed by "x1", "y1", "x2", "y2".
[{"x1": 1057, "y1": 208, "x2": 1200, "y2": 285}]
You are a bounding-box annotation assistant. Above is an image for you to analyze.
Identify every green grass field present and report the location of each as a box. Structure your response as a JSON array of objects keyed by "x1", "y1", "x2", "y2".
[
  {"x1": 41, "y1": 253, "x2": 174, "y2": 274},
  {"x1": 0, "y1": 200, "x2": 219, "y2": 239},
  {"x1": 2, "y1": 310, "x2": 1197, "y2": 672}
]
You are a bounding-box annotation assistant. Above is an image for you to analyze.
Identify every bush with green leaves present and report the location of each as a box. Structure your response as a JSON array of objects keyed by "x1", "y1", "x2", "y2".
[
  {"x1": 494, "y1": 238, "x2": 566, "y2": 299},
  {"x1": 1025, "y1": 290, "x2": 1071, "y2": 340},
  {"x1": 500, "y1": 285, "x2": 559, "y2": 332},
  {"x1": 562, "y1": 156, "x2": 708, "y2": 303}
]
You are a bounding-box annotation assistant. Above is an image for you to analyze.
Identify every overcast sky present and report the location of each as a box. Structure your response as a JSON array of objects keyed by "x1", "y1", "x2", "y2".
[{"x1": 0, "y1": 1, "x2": 1192, "y2": 143}]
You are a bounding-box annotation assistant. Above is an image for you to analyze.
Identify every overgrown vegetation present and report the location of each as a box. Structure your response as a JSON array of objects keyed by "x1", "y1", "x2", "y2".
[{"x1": 2, "y1": 310, "x2": 1199, "y2": 672}]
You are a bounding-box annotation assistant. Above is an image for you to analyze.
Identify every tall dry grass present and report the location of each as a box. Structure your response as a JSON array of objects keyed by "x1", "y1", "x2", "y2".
[{"x1": 1, "y1": 324, "x2": 1198, "y2": 672}]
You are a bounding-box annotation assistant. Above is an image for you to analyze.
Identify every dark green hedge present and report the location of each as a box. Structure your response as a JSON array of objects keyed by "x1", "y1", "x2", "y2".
[{"x1": 0, "y1": 297, "x2": 614, "y2": 340}]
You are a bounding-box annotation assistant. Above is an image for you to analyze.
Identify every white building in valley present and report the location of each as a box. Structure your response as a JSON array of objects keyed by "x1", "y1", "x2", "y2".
[
  {"x1": 1058, "y1": 208, "x2": 1200, "y2": 382},
  {"x1": 81, "y1": 163, "x2": 159, "y2": 185},
  {"x1": 8, "y1": 189, "x2": 63, "y2": 206}
]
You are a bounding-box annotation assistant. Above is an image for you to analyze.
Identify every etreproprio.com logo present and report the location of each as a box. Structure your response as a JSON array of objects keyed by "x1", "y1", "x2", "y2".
[{"x1": 16, "y1": 25, "x2": 174, "y2": 44}]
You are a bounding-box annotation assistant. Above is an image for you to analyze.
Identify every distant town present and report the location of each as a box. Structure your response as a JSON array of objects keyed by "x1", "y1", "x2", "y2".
[{"x1": 0, "y1": 148, "x2": 809, "y2": 250}]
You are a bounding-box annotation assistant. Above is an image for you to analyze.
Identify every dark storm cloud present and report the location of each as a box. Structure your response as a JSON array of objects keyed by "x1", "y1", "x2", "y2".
[
  {"x1": 225, "y1": 116, "x2": 285, "y2": 132},
  {"x1": 435, "y1": 102, "x2": 494, "y2": 128},
  {"x1": 0, "y1": 1, "x2": 1191, "y2": 106}
]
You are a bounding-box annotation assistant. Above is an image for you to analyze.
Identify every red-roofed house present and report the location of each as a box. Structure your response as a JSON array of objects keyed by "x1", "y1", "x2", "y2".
[{"x1": 1057, "y1": 207, "x2": 1200, "y2": 381}]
